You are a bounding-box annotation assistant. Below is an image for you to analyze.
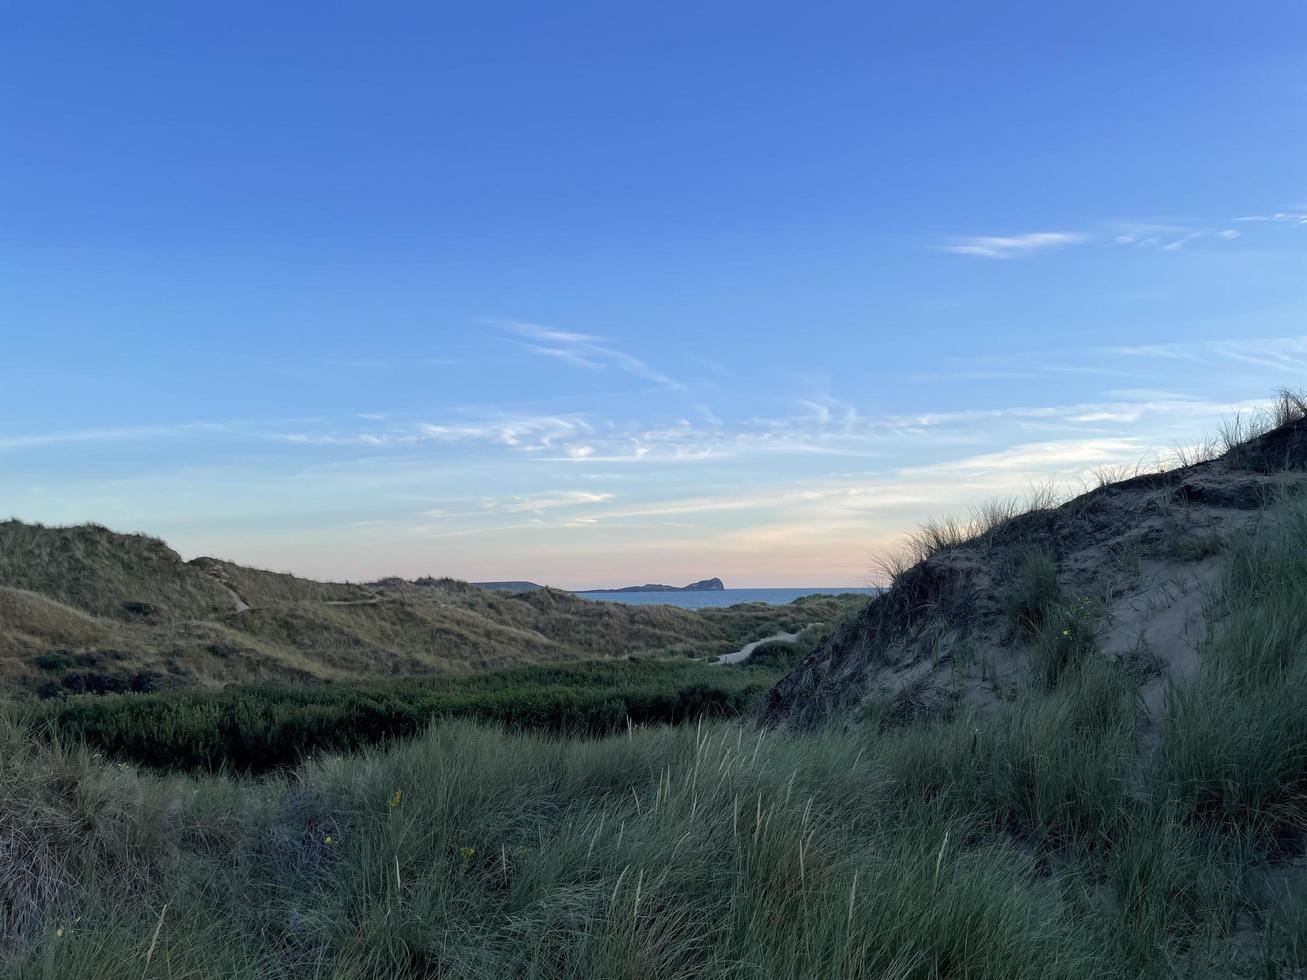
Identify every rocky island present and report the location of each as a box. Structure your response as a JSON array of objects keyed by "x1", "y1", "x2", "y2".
[{"x1": 583, "y1": 577, "x2": 725, "y2": 594}]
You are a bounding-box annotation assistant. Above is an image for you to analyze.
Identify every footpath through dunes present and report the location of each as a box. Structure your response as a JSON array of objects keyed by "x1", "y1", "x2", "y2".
[
  {"x1": 712, "y1": 629, "x2": 801, "y2": 665},
  {"x1": 760, "y1": 402, "x2": 1307, "y2": 738}
]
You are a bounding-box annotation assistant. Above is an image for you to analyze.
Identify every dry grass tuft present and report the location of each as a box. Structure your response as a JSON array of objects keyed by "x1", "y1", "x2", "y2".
[{"x1": 873, "y1": 485, "x2": 1064, "y2": 587}]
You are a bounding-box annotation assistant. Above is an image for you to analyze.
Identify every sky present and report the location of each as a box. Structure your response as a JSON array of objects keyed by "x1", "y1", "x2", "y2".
[{"x1": 2, "y1": 1, "x2": 1306, "y2": 588}]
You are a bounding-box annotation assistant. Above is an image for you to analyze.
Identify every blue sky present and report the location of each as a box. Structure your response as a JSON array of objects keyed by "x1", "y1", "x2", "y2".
[{"x1": 3, "y1": 1, "x2": 1306, "y2": 587}]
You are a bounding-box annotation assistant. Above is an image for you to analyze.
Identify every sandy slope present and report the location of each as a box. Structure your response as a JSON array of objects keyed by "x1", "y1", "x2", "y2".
[{"x1": 761, "y1": 419, "x2": 1307, "y2": 737}]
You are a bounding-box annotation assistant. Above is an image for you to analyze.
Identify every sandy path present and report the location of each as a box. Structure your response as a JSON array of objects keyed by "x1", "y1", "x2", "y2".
[
  {"x1": 713, "y1": 630, "x2": 800, "y2": 665},
  {"x1": 203, "y1": 576, "x2": 251, "y2": 613}
]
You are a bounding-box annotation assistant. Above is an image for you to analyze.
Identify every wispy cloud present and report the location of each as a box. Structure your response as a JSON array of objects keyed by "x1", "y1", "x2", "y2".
[
  {"x1": 0, "y1": 420, "x2": 245, "y2": 453},
  {"x1": 408, "y1": 488, "x2": 618, "y2": 536},
  {"x1": 1234, "y1": 212, "x2": 1307, "y2": 225},
  {"x1": 899, "y1": 437, "x2": 1143, "y2": 475},
  {"x1": 916, "y1": 335, "x2": 1307, "y2": 386},
  {"x1": 1161, "y1": 231, "x2": 1202, "y2": 251},
  {"x1": 942, "y1": 206, "x2": 1304, "y2": 262},
  {"x1": 401, "y1": 424, "x2": 1206, "y2": 560},
  {"x1": 1104, "y1": 336, "x2": 1307, "y2": 374},
  {"x1": 16, "y1": 355, "x2": 1294, "y2": 586},
  {"x1": 285, "y1": 381, "x2": 1272, "y2": 469},
  {"x1": 936, "y1": 232, "x2": 1088, "y2": 259},
  {"x1": 498, "y1": 490, "x2": 615, "y2": 513},
  {"x1": 494, "y1": 320, "x2": 683, "y2": 389},
  {"x1": 416, "y1": 413, "x2": 591, "y2": 449},
  {"x1": 11, "y1": 338, "x2": 1290, "y2": 481},
  {"x1": 274, "y1": 413, "x2": 593, "y2": 451}
]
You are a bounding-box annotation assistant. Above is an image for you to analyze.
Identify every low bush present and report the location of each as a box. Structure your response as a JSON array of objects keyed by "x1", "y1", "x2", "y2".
[{"x1": 25, "y1": 658, "x2": 783, "y2": 772}]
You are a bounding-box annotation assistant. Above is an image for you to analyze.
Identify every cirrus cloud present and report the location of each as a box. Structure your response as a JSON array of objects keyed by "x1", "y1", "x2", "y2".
[{"x1": 936, "y1": 231, "x2": 1088, "y2": 259}]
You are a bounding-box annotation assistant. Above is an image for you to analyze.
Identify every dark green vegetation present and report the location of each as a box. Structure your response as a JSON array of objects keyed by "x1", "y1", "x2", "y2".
[{"x1": 24, "y1": 658, "x2": 785, "y2": 772}]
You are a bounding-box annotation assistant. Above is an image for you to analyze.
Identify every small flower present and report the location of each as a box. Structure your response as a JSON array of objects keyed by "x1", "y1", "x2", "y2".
[
  {"x1": 387, "y1": 790, "x2": 403, "y2": 809},
  {"x1": 323, "y1": 836, "x2": 334, "y2": 845},
  {"x1": 459, "y1": 846, "x2": 476, "y2": 864},
  {"x1": 54, "y1": 927, "x2": 64, "y2": 938},
  {"x1": 1062, "y1": 629, "x2": 1070, "y2": 636}
]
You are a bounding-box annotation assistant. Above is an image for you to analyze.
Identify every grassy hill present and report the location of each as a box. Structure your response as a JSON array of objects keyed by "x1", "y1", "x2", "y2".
[
  {"x1": 0, "y1": 521, "x2": 862, "y2": 697},
  {"x1": 0, "y1": 520, "x2": 236, "y2": 621},
  {"x1": 0, "y1": 587, "x2": 110, "y2": 659}
]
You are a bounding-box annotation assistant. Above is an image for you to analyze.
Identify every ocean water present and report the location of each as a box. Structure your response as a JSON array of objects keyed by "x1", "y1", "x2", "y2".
[{"x1": 573, "y1": 587, "x2": 872, "y2": 609}]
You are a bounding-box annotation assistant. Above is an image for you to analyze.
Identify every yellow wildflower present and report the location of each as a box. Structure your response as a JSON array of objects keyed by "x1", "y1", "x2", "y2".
[
  {"x1": 387, "y1": 789, "x2": 403, "y2": 809},
  {"x1": 324, "y1": 836, "x2": 334, "y2": 845},
  {"x1": 55, "y1": 927, "x2": 64, "y2": 938},
  {"x1": 459, "y1": 846, "x2": 476, "y2": 864}
]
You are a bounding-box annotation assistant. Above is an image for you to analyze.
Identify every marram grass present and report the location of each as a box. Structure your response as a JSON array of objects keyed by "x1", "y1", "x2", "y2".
[
  {"x1": 3, "y1": 717, "x2": 1118, "y2": 980},
  {"x1": 10, "y1": 498, "x2": 1307, "y2": 976}
]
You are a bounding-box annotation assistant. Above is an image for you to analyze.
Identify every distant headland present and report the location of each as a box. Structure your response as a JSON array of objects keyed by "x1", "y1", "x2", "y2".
[
  {"x1": 470, "y1": 581, "x2": 543, "y2": 593},
  {"x1": 473, "y1": 577, "x2": 726, "y2": 594},
  {"x1": 583, "y1": 578, "x2": 725, "y2": 594}
]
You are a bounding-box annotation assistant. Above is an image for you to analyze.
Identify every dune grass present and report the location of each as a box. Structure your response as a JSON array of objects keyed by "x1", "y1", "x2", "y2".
[
  {"x1": 0, "y1": 650, "x2": 1256, "y2": 979},
  {"x1": 8, "y1": 464, "x2": 1307, "y2": 975},
  {"x1": 1154, "y1": 494, "x2": 1307, "y2": 843},
  {"x1": 8, "y1": 498, "x2": 1307, "y2": 980},
  {"x1": 189, "y1": 557, "x2": 373, "y2": 606},
  {"x1": 3, "y1": 716, "x2": 1123, "y2": 980},
  {"x1": 0, "y1": 520, "x2": 234, "y2": 622}
]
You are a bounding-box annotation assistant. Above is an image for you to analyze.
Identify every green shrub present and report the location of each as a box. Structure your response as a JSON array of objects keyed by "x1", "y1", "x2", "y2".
[
  {"x1": 26, "y1": 658, "x2": 783, "y2": 773},
  {"x1": 30, "y1": 651, "x2": 73, "y2": 671}
]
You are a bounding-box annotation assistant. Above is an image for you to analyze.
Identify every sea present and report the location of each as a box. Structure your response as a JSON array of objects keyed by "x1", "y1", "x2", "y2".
[{"x1": 573, "y1": 587, "x2": 872, "y2": 609}]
